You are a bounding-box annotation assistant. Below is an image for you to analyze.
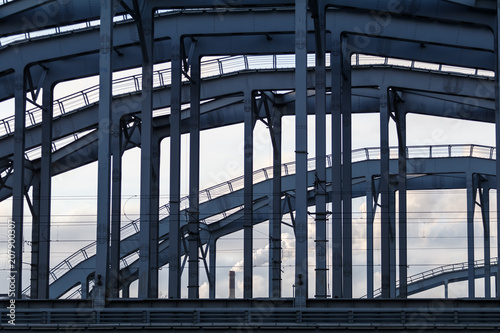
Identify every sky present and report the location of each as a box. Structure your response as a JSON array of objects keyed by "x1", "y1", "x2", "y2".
[{"x1": 0, "y1": 55, "x2": 497, "y2": 300}]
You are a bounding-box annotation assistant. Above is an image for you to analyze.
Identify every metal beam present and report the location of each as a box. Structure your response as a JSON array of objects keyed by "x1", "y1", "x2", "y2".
[
  {"x1": 331, "y1": 36, "x2": 343, "y2": 299},
  {"x1": 365, "y1": 178, "x2": 377, "y2": 298},
  {"x1": 168, "y1": 40, "x2": 182, "y2": 299},
  {"x1": 29, "y1": 178, "x2": 40, "y2": 299},
  {"x1": 138, "y1": 2, "x2": 158, "y2": 300},
  {"x1": 396, "y1": 100, "x2": 407, "y2": 299},
  {"x1": 341, "y1": 39, "x2": 353, "y2": 299},
  {"x1": 243, "y1": 93, "x2": 254, "y2": 299},
  {"x1": 94, "y1": 0, "x2": 114, "y2": 307},
  {"x1": 0, "y1": 0, "x2": 57, "y2": 20},
  {"x1": 313, "y1": 0, "x2": 328, "y2": 299},
  {"x1": 188, "y1": 53, "x2": 201, "y2": 299},
  {"x1": 478, "y1": 179, "x2": 491, "y2": 298},
  {"x1": 294, "y1": 0, "x2": 308, "y2": 307},
  {"x1": 466, "y1": 174, "x2": 476, "y2": 298},
  {"x1": 38, "y1": 84, "x2": 53, "y2": 299},
  {"x1": 380, "y1": 91, "x2": 390, "y2": 299},
  {"x1": 495, "y1": 2, "x2": 500, "y2": 300},
  {"x1": 109, "y1": 104, "x2": 123, "y2": 299},
  {"x1": 269, "y1": 100, "x2": 282, "y2": 298},
  {"x1": 208, "y1": 239, "x2": 216, "y2": 299},
  {"x1": 12, "y1": 71, "x2": 26, "y2": 299}
]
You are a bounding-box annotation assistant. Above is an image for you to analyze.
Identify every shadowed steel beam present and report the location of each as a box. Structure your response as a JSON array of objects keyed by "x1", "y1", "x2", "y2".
[
  {"x1": 331, "y1": 36, "x2": 342, "y2": 299},
  {"x1": 0, "y1": 0, "x2": 56, "y2": 20},
  {"x1": 495, "y1": 4, "x2": 500, "y2": 300},
  {"x1": 188, "y1": 55, "x2": 201, "y2": 299},
  {"x1": 397, "y1": 106, "x2": 407, "y2": 298},
  {"x1": 110, "y1": 102, "x2": 122, "y2": 298},
  {"x1": 389, "y1": 187, "x2": 396, "y2": 298},
  {"x1": 270, "y1": 103, "x2": 282, "y2": 298},
  {"x1": 169, "y1": 41, "x2": 182, "y2": 299},
  {"x1": 479, "y1": 181, "x2": 491, "y2": 298},
  {"x1": 95, "y1": 0, "x2": 114, "y2": 307},
  {"x1": 365, "y1": 179, "x2": 375, "y2": 298},
  {"x1": 12, "y1": 72, "x2": 25, "y2": 299},
  {"x1": 342, "y1": 41, "x2": 353, "y2": 299},
  {"x1": 295, "y1": 0, "x2": 308, "y2": 307},
  {"x1": 380, "y1": 92, "x2": 390, "y2": 299},
  {"x1": 38, "y1": 84, "x2": 52, "y2": 299},
  {"x1": 208, "y1": 239, "x2": 216, "y2": 299},
  {"x1": 243, "y1": 93, "x2": 254, "y2": 299},
  {"x1": 138, "y1": 3, "x2": 158, "y2": 299},
  {"x1": 466, "y1": 174, "x2": 476, "y2": 298},
  {"x1": 314, "y1": 0, "x2": 328, "y2": 299},
  {"x1": 30, "y1": 179, "x2": 40, "y2": 299}
]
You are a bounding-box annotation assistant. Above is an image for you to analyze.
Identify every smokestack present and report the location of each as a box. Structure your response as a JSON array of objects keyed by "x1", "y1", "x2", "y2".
[{"x1": 229, "y1": 271, "x2": 235, "y2": 298}]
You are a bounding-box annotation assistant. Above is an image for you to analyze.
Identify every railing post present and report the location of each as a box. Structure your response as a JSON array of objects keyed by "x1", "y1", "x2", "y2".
[{"x1": 244, "y1": 55, "x2": 249, "y2": 70}]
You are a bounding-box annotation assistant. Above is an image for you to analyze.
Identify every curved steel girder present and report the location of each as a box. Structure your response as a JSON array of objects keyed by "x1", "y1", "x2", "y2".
[
  {"x1": 1, "y1": 30, "x2": 493, "y2": 107},
  {"x1": 1, "y1": 0, "x2": 492, "y2": 39},
  {"x1": 0, "y1": 8, "x2": 494, "y2": 107},
  {"x1": 405, "y1": 265, "x2": 498, "y2": 297},
  {"x1": 443, "y1": 0, "x2": 496, "y2": 10},
  {"x1": 47, "y1": 155, "x2": 496, "y2": 298},
  {"x1": 4, "y1": 66, "x2": 495, "y2": 158},
  {"x1": 0, "y1": 1, "x2": 296, "y2": 37},
  {"x1": 324, "y1": 0, "x2": 494, "y2": 26},
  {"x1": 0, "y1": 65, "x2": 495, "y2": 201},
  {"x1": 0, "y1": 7, "x2": 493, "y2": 86},
  {"x1": 0, "y1": 0, "x2": 58, "y2": 20}
]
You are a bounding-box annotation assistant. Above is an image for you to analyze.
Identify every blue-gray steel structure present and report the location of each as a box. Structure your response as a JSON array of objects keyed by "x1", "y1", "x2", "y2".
[{"x1": 1, "y1": 0, "x2": 500, "y2": 330}]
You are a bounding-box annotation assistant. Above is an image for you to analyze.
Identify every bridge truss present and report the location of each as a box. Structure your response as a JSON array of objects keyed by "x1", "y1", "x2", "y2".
[{"x1": 1, "y1": 0, "x2": 500, "y2": 331}]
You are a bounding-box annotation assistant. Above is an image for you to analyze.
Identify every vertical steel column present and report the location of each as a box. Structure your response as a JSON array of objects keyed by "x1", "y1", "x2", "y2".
[
  {"x1": 12, "y1": 72, "x2": 26, "y2": 299},
  {"x1": 479, "y1": 183, "x2": 491, "y2": 298},
  {"x1": 81, "y1": 279, "x2": 88, "y2": 299},
  {"x1": 169, "y1": 41, "x2": 182, "y2": 299},
  {"x1": 138, "y1": 3, "x2": 157, "y2": 299},
  {"x1": 397, "y1": 109, "x2": 408, "y2": 298},
  {"x1": 314, "y1": 3, "x2": 327, "y2": 299},
  {"x1": 389, "y1": 188, "x2": 396, "y2": 298},
  {"x1": 188, "y1": 55, "x2": 201, "y2": 299},
  {"x1": 331, "y1": 37, "x2": 342, "y2": 299},
  {"x1": 341, "y1": 41, "x2": 353, "y2": 299},
  {"x1": 30, "y1": 179, "x2": 40, "y2": 299},
  {"x1": 270, "y1": 107, "x2": 282, "y2": 298},
  {"x1": 466, "y1": 174, "x2": 476, "y2": 298},
  {"x1": 243, "y1": 93, "x2": 254, "y2": 299},
  {"x1": 495, "y1": 5, "x2": 500, "y2": 299},
  {"x1": 380, "y1": 92, "x2": 391, "y2": 299},
  {"x1": 208, "y1": 238, "x2": 216, "y2": 299},
  {"x1": 365, "y1": 178, "x2": 374, "y2": 298},
  {"x1": 109, "y1": 111, "x2": 122, "y2": 299},
  {"x1": 95, "y1": 0, "x2": 114, "y2": 306},
  {"x1": 295, "y1": 0, "x2": 308, "y2": 307},
  {"x1": 38, "y1": 84, "x2": 52, "y2": 299}
]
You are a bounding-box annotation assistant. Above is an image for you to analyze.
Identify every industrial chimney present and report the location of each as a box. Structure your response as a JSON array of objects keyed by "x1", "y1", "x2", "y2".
[{"x1": 229, "y1": 271, "x2": 235, "y2": 298}]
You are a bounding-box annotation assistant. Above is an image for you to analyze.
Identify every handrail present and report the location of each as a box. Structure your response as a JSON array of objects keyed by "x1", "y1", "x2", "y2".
[
  {"x1": 369, "y1": 256, "x2": 499, "y2": 298},
  {"x1": 21, "y1": 143, "x2": 496, "y2": 297},
  {"x1": 1, "y1": 53, "x2": 494, "y2": 157}
]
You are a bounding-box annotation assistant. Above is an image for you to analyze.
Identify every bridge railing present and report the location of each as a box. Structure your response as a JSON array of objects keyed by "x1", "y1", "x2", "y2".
[
  {"x1": 22, "y1": 143, "x2": 496, "y2": 297},
  {"x1": 370, "y1": 256, "x2": 499, "y2": 298}
]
